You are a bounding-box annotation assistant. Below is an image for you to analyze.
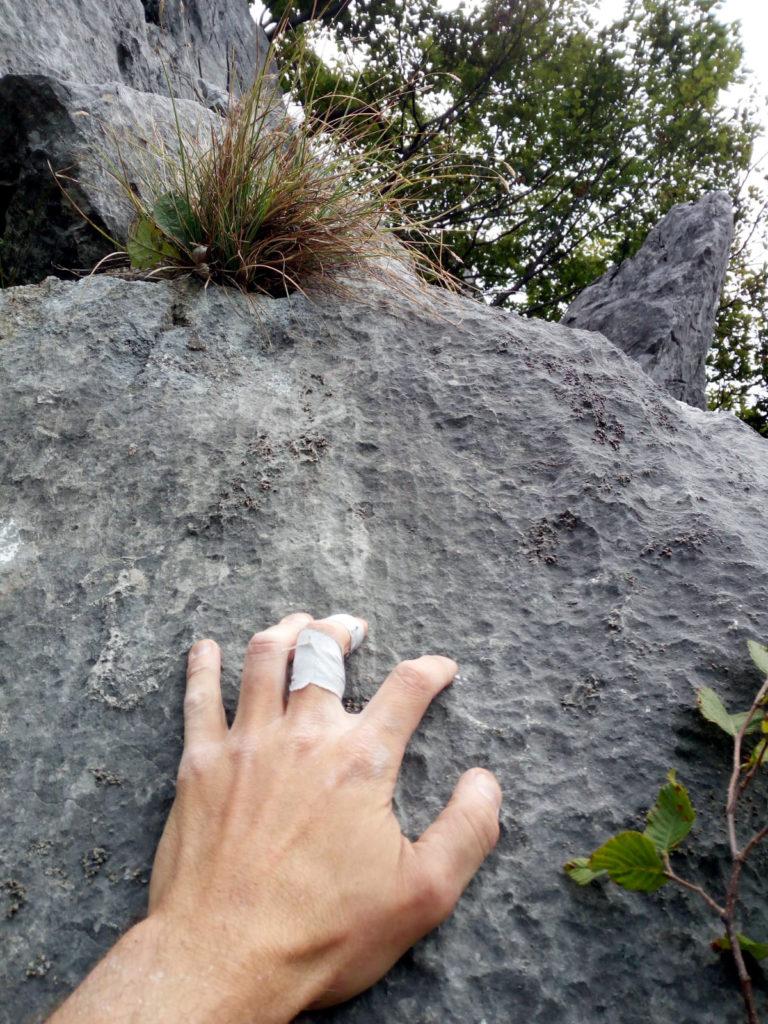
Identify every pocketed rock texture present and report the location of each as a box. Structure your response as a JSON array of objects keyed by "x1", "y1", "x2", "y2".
[
  {"x1": 0, "y1": 75, "x2": 218, "y2": 286},
  {"x1": 563, "y1": 191, "x2": 734, "y2": 409},
  {"x1": 0, "y1": 0, "x2": 267, "y2": 99},
  {"x1": 2, "y1": 275, "x2": 768, "y2": 1023},
  {"x1": 0, "y1": 0, "x2": 271, "y2": 286}
]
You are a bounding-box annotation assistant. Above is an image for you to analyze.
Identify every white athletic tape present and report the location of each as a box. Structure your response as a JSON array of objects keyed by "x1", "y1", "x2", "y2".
[
  {"x1": 289, "y1": 628, "x2": 347, "y2": 698},
  {"x1": 325, "y1": 613, "x2": 365, "y2": 652}
]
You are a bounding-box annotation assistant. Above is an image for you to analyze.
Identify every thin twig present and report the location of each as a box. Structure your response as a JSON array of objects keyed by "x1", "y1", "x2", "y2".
[
  {"x1": 662, "y1": 855, "x2": 725, "y2": 917},
  {"x1": 727, "y1": 679, "x2": 768, "y2": 859},
  {"x1": 722, "y1": 675, "x2": 768, "y2": 1024},
  {"x1": 741, "y1": 824, "x2": 768, "y2": 863}
]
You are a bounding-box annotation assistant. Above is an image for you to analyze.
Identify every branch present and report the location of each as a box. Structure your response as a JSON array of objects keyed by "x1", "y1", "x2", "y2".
[
  {"x1": 742, "y1": 823, "x2": 768, "y2": 862},
  {"x1": 662, "y1": 855, "x2": 725, "y2": 917},
  {"x1": 266, "y1": 0, "x2": 352, "y2": 40},
  {"x1": 727, "y1": 677, "x2": 768, "y2": 859}
]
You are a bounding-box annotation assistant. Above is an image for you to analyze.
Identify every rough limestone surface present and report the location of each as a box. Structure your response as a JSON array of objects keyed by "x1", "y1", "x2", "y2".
[
  {"x1": 0, "y1": 75, "x2": 219, "y2": 286},
  {"x1": 0, "y1": 0, "x2": 268, "y2": 100},
  {"x1": 563, "y1": 191, "x2": 734, "y2": 409},
  {"x1": 2, "y1": 275, "x2": 768, "y2": 1024}
]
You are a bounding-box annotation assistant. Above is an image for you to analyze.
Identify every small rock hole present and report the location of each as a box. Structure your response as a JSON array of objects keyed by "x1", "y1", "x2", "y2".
[{"x1": 140, "y1": 0, "x2": 162, "y2": 25}]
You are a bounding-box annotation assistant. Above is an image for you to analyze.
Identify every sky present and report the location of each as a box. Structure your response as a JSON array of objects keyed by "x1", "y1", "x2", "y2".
[
  {"x1": 596, "y1": 0, "x2": 768, "y2": 170},
  {"x1": 255, "y1": 0, "x2": 768, "y2": 220}
]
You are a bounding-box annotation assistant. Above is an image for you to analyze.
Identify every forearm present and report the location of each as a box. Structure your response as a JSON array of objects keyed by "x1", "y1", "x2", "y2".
[{"x1": 48, "y1": 915, "x2": 310, "y2": 1024}]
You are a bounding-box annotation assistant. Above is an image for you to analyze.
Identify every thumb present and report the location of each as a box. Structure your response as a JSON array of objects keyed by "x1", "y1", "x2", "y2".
[{"x1": 412, "y1": 768, "x2": 501, "y2": 927}]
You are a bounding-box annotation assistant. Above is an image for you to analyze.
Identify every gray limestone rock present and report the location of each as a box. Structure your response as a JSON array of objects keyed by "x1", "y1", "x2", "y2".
[
  {"x1": 563, "y1": 192, "x2": 734, "y2": 409},
  {"x1": 2, "y1": 274, "x2": 768, "y2": 1023},
  {"x1": 0, "y1": 0, "x2": 269, "y2": 100},
  {"x1": 0, "y1": 75, "x2": 218, "y2": 285}
]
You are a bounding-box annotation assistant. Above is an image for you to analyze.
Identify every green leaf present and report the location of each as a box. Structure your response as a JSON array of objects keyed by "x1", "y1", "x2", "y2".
[
  {"x1": 127, "y1": 217, "x2": 181, "y2": 270},
  {"x1": 152, "y1": 193, "x2": 200, "y2": 246},
  {"x1": 589, "y1": 831, "x2": 668, "y2": 892},
  {"x1": 745, "y1": 737, "x2": 768, "y2": 768},
  {"x1": 698, "y1": 687, "x2": 737, "y2": 735},
  {"x1": 712, "y1": 933, "x2": 768, "y2": 960},
  {"x1": 564, "y1": 857, "x2": 607, "y2": 885},
  {"x1": 748, "y1": 640, "x2": 768, "y2": 680},
  {"x1": 644, "y1": 770, "x2": 696, "y2": 853},
  {"x1": 697, "y1": 688, "x2": 762, "y2": 737},
  {"x1": 731, "y1": 711, "x2": 764, "y2": 735}
]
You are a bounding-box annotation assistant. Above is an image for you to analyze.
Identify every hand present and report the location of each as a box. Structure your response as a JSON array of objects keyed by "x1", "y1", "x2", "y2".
[{"x1": 51, "y1": 612, "x2": 501, "y2": 1024}]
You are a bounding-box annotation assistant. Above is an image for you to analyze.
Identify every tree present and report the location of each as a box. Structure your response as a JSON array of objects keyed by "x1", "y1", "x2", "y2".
[{"x1": 259, "y1": 0, "x2": 768, "y2": 434}]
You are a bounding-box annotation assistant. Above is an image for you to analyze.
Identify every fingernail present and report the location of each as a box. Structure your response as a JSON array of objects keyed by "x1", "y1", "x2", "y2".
[
  {"x1": 473, "y1": 770, "x2": 501, "y2": 808},
  {"x1": 190, "y1": 639, "x2": 214, "y2": 658}
]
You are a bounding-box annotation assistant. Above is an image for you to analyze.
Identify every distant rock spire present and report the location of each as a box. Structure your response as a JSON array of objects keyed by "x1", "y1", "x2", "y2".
[{"x1": 563, "y1": 191, "x2": 734, "y2": 409}]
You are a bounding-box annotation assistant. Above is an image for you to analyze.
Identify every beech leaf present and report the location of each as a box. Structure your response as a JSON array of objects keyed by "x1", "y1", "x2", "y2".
[
  {"x1": 748, "y1": 640, "x2": 768, "y2": 680},
  {"x1": 564, "y1": 857, "x2": 607, "y2": 885},
  {"x1": 644, "y1": 770, "x2": 696, "y2": 852},
  {"x1": 712, "y1": 933, "x2": 768, "y2": 961},
  {"x1": 589, "y1": 831, "x2": 668, "y2": 892},
  {"x1": 697, "y1": 688, "x2": 762, "y2": 736}
]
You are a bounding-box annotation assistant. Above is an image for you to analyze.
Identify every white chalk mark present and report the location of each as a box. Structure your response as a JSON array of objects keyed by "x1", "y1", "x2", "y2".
[{"x1": 0, "y1": 519, "x2": 21, "y2": 565}]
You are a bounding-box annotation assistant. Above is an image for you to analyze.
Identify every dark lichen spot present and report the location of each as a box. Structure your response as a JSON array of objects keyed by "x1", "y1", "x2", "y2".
[
  {"x1": 25, "y1": 954, "x2": 52, "y2": 979},
  {"x1": 81, "y1": 847, "x2": 109, "y2": 879},
  {"x1": 2, "y1": 878, "x2": 27, "y2": 918},
  {"x1": 89, "y1": 767, "x2": 123, "y2": 787}
]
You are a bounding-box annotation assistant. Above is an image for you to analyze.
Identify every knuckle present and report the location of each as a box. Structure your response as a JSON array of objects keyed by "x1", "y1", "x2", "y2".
[
  {"x1": 177, "y1": 744, "x2": 216, "y2": 784},
  {"x1": 459, "y1": 803, "x2": 499, "y2": 858},
  {"x1": 228, "y1": 735, "x2": 259, "y2": 766},
  {"x1": 281, "y1": 611, "x2": 313, "y2": 626},
  {"x1": 287, "y1": 726, "x2": 320, "y2": 758},
  {"x1": 415, "y1": 865, "x2": 459, "y2": 922},
  {"x1": 337, "y1": 742, "x2": 376, "y2": 781},
  {"x1": 183, "y1": 687, "x2": 212, "y2": 716},
  {"x1": 392, "y1": 660, "x2": 435, "y2": 698},
  {"x1": 246, "y1": 632, "x2": 284, "y2": 658},
  {"x1": 186, "y1": 661, "x2": 212, "y2": 683}
]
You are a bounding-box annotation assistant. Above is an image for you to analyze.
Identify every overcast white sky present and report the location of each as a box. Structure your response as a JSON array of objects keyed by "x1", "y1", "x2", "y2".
[
  {"x1": 257, "y1": 0, "x2": 768, "y2": 198},
  {"x1": 597, "y1": 0, "x2": 767, "y2": 96},
  {"x1": 595, "y1": 0, "x2": 768, "y2": 230}
]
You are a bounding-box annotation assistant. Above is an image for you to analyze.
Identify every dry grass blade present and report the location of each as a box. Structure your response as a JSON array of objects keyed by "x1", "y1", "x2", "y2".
[{"x1": 95, "y1": 40, "x2": 473, "y2": 302}]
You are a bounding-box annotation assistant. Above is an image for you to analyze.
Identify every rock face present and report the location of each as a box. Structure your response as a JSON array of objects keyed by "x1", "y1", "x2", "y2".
[
  {"x1": 562, "y1": 192, "x2": 734, "y2": 409},
  {"x1": 0, "y1": 0, "x2": 268, "y2": 99},
  {"x1": 2, "y1": 274, "x2": 768, "y2": 1024},
  {"x1": 0, "y1": 0, "x2": 271, "y2": 286},
  {"x1": 0, "y1": 75, "x2": 218, "y2": 286}
]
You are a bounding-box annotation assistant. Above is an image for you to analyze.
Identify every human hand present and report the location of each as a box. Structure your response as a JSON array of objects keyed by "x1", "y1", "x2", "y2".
[{"x1": 51, "y1": 612, "x2": 501, "y2": 1024}]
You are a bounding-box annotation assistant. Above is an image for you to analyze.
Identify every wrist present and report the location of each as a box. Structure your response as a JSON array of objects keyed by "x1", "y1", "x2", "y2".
[
  {"x1": 136, "y1": 911, "x2": 317, "y2": 1024},
  {"x1": 51, "y1": 912, "x2": 319, "y2": 1024}
]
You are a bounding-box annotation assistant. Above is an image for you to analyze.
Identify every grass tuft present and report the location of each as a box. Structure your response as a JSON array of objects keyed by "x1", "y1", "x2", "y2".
[{"x1": 86, "y1": 43, "x2": 471, "y2": 301}]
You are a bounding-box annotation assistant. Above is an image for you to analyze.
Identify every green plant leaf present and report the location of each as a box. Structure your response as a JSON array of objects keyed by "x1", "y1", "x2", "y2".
[
  {"x1": 644, "y1": 770, "x2": 696, "y2": 852},
  {"x1": 698, "y1": 687, "x2": 737, "y2": 735},
  {"x1": 589, "y1": 831, "x2": 668, "y2": 892},
  {"x1": 564, "y1": 857, "x2": 607, "y2": 885},
  {"x1": 712, "y1": 933, "x2": 768, "y2": 960},
  {"x1": 748, "y1": 640, "x2": 768, "y2": 680},
  {"x1": 745, "y1": 737, "x2": 768, "y2": 768},
  {"x1": 127, "y1": 217, "x2": 180, "y2": 270},
  {"x1": 730, "y1": 711, "x2": 764, "y2": 735},
  {"x1": 697, "y1": 687, "x2": 761, "y2": 736},
  {"x1": 152, "y1": 193, "x2": 200, "y2": 246}
]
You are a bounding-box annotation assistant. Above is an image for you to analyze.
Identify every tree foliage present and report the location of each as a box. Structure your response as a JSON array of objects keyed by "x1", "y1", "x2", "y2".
[{"x1": 260, "y1": 0, "x2": 768, "y2": 433}]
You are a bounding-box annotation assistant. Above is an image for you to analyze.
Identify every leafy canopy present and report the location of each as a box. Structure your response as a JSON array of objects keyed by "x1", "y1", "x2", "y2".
[{"x1": 263, "y1": 0, "x2": 768, "y2": 432}]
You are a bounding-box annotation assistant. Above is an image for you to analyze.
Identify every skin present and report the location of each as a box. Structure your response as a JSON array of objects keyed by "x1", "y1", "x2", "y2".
[{"x1": 50, "y1": 612, "x2": 502, "y2": 1024}]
